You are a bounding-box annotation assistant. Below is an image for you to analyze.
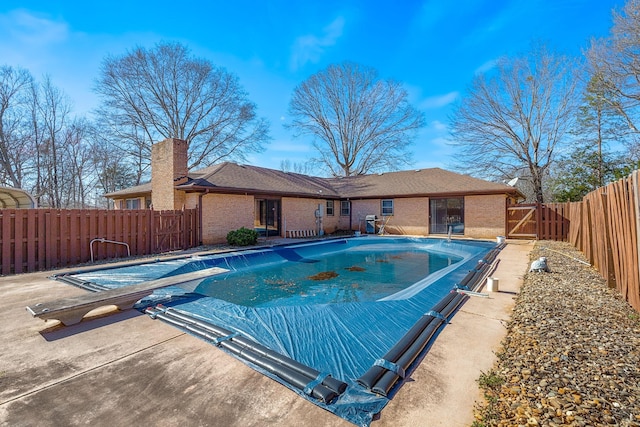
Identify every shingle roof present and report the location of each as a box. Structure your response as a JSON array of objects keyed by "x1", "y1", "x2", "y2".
[
  {"x1": 326, "y1": 168, "x2": 518, "y2": 198},
  {"x1": 104, "y1": 182, "x2": 152, "y2": 198},
  {"x1": 106, "y1": 162, "x2": 521, "y2": 199},
  {"x1": 178, "y1": 162, "x2": 340, "y2": 197}
]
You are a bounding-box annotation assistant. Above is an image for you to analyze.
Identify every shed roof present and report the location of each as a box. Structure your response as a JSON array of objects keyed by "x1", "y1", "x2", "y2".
[{"x1": 0, "y1": 186, "x2": 37, "y2": 208}]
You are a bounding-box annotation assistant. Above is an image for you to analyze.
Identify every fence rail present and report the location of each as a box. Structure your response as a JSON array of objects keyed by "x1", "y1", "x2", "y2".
[{"x1": 0, "y1": 208, "x2": 199, "y2": 275}]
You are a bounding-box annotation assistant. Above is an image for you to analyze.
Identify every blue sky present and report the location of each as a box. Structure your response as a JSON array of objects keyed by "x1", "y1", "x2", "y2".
[{"x1": 0, "y1": 0, "x2": 625, "y2": 172}]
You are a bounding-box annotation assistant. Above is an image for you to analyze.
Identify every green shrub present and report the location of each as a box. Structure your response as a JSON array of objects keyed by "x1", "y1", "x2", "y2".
[{"x1": 226, "y1": 227, "x2": 258, "y2": 246}]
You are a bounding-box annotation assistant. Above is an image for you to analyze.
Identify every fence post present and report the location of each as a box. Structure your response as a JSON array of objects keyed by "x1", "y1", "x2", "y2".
[
  {"x1": 27, "y1": 209, "x2": 37, "y2": 271},
  {"x1": 14, "y1": 210, "x2": 23, "y2": 274},
  {"x1": 600, "y1": 192, "x2": 617, "y2": 289},
  {"x1": 536, "y1": 203, "x2": 542, "y2": 240},
  {"x1": 635, "y1": 171, "x2": 640, "y2": 305},
  {"x1": 1, "y1": 210, "x2": 12, "y2": 275}
]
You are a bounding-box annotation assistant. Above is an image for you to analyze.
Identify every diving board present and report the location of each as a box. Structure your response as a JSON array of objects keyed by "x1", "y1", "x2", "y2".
[{"x1": 26, "y1": 267, "x2": 228, "y2": 326}]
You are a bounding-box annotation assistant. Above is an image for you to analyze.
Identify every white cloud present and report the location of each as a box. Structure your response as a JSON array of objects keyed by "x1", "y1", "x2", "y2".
[
  {"x1": 0, "y1": 9, "x2": 69, "y2": 46},
  {"x1": 289, "y1": 16, "x2": 345, "y2": 71},
  {"x1": 474, "y1": 58, "x2": 499, "y2": 74},
  {"x1": 0, "y1": 9, "x2": 70, "y2": 71},
  {"x1": 269, "y1": 138, "x2": 312, "y2": 153},
  {"x1": 0, "y1": 9, "x2": 162, "y2": 116},
  {"x1": 419, "y1": 91, "x2": 459, "y2": 109},
  {"x1": 429, "y1": 120, "x2": 447, "y2": 132},
  {"x1": 415, "y1": 2, "x2": 448, "y2": 31},
  {"x1": 429, "y1": 136, "x2": 450, "y2": 147}
]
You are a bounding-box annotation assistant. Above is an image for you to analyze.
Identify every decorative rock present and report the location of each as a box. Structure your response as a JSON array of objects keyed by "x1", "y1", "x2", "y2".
[{"x1": 473, "y1": 241, "x2": 640, "y2": 427}]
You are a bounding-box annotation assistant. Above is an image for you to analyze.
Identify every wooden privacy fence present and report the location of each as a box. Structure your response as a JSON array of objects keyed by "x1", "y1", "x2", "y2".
[
  {"x1": 508, "y1": 171, "x2": 640, "y2": 311},
  {"x1": 0, "y1": 208, "x2": 199, "y2": 275},
  {"x1": 565, "y1": 171, "x2": 640, "y2": 311}
]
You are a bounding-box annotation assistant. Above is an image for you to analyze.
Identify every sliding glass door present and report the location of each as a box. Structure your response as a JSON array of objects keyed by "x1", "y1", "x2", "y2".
[{"x1": 429, "y1": 197, "x2": 464, "y2": 234}]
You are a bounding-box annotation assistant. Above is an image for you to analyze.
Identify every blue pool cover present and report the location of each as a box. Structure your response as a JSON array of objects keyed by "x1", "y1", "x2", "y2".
[{"x1": 71, "y1": 236, "x2": 499, "y2": 426}]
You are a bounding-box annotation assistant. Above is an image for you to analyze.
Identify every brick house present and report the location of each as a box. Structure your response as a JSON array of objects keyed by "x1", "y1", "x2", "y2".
[{"x1": 106, "y1": 138, "x2": 523, "y2": 244}]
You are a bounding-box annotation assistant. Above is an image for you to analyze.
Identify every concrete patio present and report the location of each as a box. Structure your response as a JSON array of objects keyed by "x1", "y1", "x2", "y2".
[{"x1": 0, "y1": 240, "x2": 533, "y2": 427}]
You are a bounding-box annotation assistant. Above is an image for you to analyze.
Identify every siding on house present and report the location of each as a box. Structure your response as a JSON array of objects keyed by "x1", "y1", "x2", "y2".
[
  {"x1": 281, "y1": 197, "x2": 322, "y2": 235},
  {"x1": 321, "y1": 200, "x2": 341, "y2": 234},
  {"x1": 113, "y1": 196, "x2": 147, "y2": 210},
  {"x1": 464, "y1": 194, "x2": 507, "y2": 238},
  {"x1": 350, "y1": 199, "x2": 381, "y2": 232},
  {"x1": 385, "y1": 197, "x2": 431, "y2": 236},
  {"x1": 108, "y1": 183, "x2": 152, "y2": 210},
  {"x1": 200, "y1": 194, "x2": 254, "y2": 244}
]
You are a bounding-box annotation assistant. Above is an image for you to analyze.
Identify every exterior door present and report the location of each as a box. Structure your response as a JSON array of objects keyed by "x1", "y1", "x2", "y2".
[
  {"x1": 255, "y1": 198, "x2": 280, "y2": 236},
  {"x1": 429, "y1": 198, "x2": 464, "y2": 234}
]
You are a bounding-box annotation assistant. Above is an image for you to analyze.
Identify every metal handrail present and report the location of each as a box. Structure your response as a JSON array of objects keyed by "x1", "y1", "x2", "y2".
[{"x1": 90, "y1": 238, "x2": 131, "y2": 262}]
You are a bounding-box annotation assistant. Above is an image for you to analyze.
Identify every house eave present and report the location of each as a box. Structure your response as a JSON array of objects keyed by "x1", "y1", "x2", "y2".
[
  {"x1": 178, "y1": 184, "x2": 333, "y2": 199},
  {"x1": 335, "y1": 189, "x2": 523, "y2": 200}
]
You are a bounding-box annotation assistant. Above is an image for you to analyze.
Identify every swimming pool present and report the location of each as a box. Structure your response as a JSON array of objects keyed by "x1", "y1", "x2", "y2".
[
  {"x1": 60, "y1": 236, "x2": 500, "y2": 426},
  {"x1": 68, "y1": 237, "x2": 469, "y2": 306},
  {"x1": 188, "y1": 242, "x2": 461, "y2": 307}
]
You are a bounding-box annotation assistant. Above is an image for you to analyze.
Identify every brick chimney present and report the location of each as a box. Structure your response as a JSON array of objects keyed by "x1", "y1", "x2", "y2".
[{"x1": 151, "y1": 138, "x2": 188, "y2": 210}]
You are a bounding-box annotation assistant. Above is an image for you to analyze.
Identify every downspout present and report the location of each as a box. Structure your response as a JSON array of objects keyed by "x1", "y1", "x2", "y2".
[{"x1": 198, "y1": 189, "x2": 210, "y2": 245}]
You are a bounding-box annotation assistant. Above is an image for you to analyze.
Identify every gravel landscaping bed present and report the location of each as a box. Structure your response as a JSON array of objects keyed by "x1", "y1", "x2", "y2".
[{"x1": 473, "y1": 240, "x2": 640, "y2": 427}]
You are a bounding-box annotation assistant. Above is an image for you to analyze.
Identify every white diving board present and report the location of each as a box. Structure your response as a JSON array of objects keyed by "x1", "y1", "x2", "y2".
[{"x1": 26, "y1": 267, "x2": 228, "y2": 326}]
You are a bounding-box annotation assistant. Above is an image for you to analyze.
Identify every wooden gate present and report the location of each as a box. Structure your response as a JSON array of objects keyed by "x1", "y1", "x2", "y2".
[
  {"x1": 507, "y1": 204, "x2": 537, "y2": 239},
  {"x1": 506, "y1": 203, "x2": 570, "y2": 241}
]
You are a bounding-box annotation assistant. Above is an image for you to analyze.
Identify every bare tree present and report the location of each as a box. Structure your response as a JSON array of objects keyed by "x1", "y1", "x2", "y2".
[
  {"x1": 59, "y1": 119, "x2": 97, "y2": 207},
  {"x1": 279, "y1": 159, "x2": 315, "y2": 175},
  {"x1": 94, "y1": 41, "x2": 269, "y2": 179},
  {"x1": 449, "y1": 45, "x2": 578, "y2": 203},
  {"x1": 91, "y1": 136, "x2": 136, "y2": 190},
  {"x1": 0, "y1": 66, "x2": 33, "y2": 188},
  {"x1": 287, "y1": 61, "x2": 425, "y2": 177},
  {"x1": 1, "y1": 66, "x2": 107, "y2": 207},
  {"x1": 33, "y1": 76, "x2": 72, "y2": 207}
]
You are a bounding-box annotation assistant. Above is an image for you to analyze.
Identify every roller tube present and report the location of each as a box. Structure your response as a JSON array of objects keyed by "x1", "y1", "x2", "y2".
[
  {"x1": 371, "y1": 319, "x2": 443, "y2": 396},
  {"x1": 368, "y1": 293, "x2": 467, "y2": 396},
  {"x1": 356, "y1": 292, "x2": 455, "y2": 389},
  {"x1": 148, "y1": 306, "x2": 345, "y2": 399},
  {"x1": 158, "y1": 306, "x2": 346, "y2": 395}
]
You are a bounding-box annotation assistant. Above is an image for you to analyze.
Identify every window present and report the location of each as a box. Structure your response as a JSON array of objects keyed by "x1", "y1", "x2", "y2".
[
  {"x1": 381, "y1": 199, "x2": 394, "y2": 216},
  {"x1": 326, "y1": 200, "x2": 334, "y2": 216},
  {"x1": 125, "y1": 198, "x2": 140, "y2": 209},
  {"x1": 340, "y1": 200, "x2": 350, "y2": 216}
]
